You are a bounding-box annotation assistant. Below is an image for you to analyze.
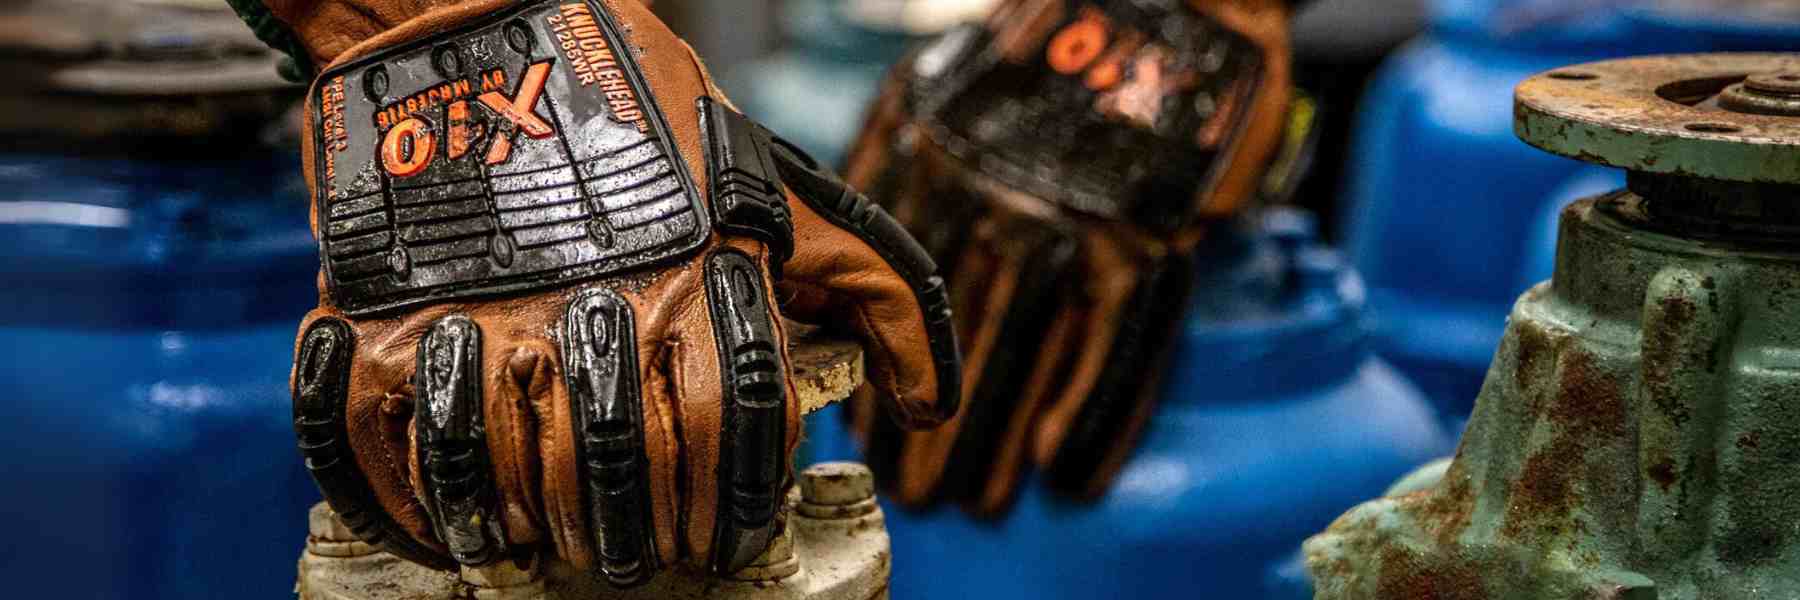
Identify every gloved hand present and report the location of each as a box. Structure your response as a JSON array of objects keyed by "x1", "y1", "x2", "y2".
[
  {"x1": 242, "y1": 0, "x2": 958, "y2": 585},
  {"x1": 841, "y1": 0, "x2": 1291, "y2": 515}
]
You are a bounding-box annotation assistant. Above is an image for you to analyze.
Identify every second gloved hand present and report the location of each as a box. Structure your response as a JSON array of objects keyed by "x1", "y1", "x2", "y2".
[{"x1": 842, "y1": 0, "x2": 1291, "y2": 515}]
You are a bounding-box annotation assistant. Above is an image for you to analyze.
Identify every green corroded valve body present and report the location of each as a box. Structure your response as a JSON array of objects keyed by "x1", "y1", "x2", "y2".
[{"x1": 1304, "y1": 53, "x2": 1800, "y2": 599}]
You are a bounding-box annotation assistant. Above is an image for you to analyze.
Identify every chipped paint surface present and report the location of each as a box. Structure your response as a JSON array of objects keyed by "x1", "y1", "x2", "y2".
[
  {"x1": 1308, "y1": 198, "x2": 1800, "y2": 599},
  {"x1": 1514, "y1": 53, "x2": 1800, "y2": 185},
  {"x1": 1307, "y1": 54, "x2": 1800, "y2": 599}
]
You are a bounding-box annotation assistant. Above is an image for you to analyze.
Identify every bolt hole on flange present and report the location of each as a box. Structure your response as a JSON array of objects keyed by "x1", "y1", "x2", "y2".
[
  {"x1": 1547, "y1": 70, "x2": 1599, "y2": 81},
  {"x1": 1653, "y1": 75, "x2": 1744, "y2": 106},
  {"x1": 1518, "y1": 54, "x2": 1800, "y2": 182},
  {"x1": 1685, "y1": 122, "x2": 1743, "y2": 133},
  {"x1": 1516, "y1": 54, "x2": 1800, "y2": 243}
]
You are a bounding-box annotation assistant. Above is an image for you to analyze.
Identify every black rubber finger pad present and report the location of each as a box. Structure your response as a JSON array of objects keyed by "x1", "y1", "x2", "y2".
[
  {"x1": 413, "y1": 315, "x2": 507, "y2": 566},
  {"x1": 561, "y1": 289, "x2": 659, "y2": 588},
  {"x1": 293, "y1": 318, "x2": 455, "y2": 570},
  {"x1": 699, "y1": 97, "x2": 795, "y2": 269},
  {"x1": 704, "y1": 250, "x2": 790, "y2": 574}
]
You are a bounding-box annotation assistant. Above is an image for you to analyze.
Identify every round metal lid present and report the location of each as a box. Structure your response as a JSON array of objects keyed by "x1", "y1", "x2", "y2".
[{"x1": 1514, "y1": 53, "x2": 1800, "y2": 184}]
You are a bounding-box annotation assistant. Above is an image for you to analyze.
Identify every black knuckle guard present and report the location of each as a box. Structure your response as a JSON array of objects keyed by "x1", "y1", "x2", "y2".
[
  {"x1": 293, "y1": 318, "x2": 454, "y2": 570},
  {"x1": 704, "y1": 250, "x2": 789, "y2": 574},
  {"x1": 699, "y1": 97, "x2": 795, "y2": 268},
  {"x1": 413, "y1": 315, "x2": 507, "y2": 565},
  {"x1": 769, "y1": 140, "x2": 962, "y2": 424},
  {"x1": 561, "y1": 289, "x2": 658, "y2": 587}
]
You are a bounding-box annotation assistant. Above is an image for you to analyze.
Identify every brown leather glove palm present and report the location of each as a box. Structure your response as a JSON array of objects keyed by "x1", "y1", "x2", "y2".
[
  {"x1": 842, "y1": 0, "x2": 1290, "y2": 515},
  {"x1": 250, "y1": 0, "x2": 958, "y2": 586}
]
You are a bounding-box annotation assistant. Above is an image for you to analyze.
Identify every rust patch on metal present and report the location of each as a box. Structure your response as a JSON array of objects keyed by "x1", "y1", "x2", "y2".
[
  {"x1": 1642, "y1": 294, "x2": 1698, "y2": 426},
  {"x1": 786, "y1": 328, "x2": 866, "y2": 415},
  {"x1": 1405, "y1": 465, "x2": 1477, "y2": 548},
  {"x1": 1647, "y1": 458, "x2": 1678, "y2": 492},
  {"x1": 1513, "y1": 321, "x2": 1549, "y2": 392},
  {"x1": 1502, "y1": 348, "x2": 1627, "y2": 539},
  {"x1": 1659, "y1": 292, "x2": 1698, "y2": 323},
  {"x1": 1504, "y1": 448, "x2": 1578, "y2": 539},
  {"x1": 1374, "y1": 546, "x2": 1486, "y2": 600}
]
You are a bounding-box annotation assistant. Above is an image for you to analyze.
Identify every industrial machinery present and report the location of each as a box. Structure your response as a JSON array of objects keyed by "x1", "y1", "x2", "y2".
[
  {"x1": 809, "y1": 209, "x2": 1452, "y2": 599},
  {"x1": 1308, "y1": 53, "x2": 1800, "y2": 598},
  {"x1": 0, "y1": 1, "x2": 316, "y2": 597},
  {"x1": 1338, "y1": 0, "x2": 1800, "y2": 428}
]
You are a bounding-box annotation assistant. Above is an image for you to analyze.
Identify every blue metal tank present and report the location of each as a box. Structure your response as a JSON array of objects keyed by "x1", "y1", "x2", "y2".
[
  {"x1": 1338, "y1": 0, "x2": 1800, "y2": 428},
  {"x1": 805, "y1": 210, "x2": 1452, "y2": 599},
  {"x1": 0, "y1": 152, "x2": 319, "y2": 599},
  {"x1": 0, "y1": 1, "x2": 320, "y2": 596}
]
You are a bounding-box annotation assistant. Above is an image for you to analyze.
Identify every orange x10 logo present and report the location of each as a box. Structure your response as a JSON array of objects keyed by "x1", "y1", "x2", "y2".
[{"x1": 380, "y1": 60, "x2": 557, "y2": 178}]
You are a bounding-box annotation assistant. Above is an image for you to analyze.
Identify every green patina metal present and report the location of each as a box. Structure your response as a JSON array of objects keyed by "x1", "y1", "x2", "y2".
[{"x1": 1305, "y1": 53, "x2": 1800, "y2": 600}]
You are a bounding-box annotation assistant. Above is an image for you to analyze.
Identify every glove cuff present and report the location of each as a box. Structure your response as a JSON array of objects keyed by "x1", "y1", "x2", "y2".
[{"x1": 226, "y1": 0, "x2": 317, "y2": 82}]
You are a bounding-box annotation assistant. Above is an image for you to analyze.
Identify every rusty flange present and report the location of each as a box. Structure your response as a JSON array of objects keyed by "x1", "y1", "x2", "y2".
[{"x1": 1515, "y1": 53, "x2": 1800, "y2": 185}]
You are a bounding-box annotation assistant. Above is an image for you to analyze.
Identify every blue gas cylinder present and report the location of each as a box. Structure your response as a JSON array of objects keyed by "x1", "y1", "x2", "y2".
[
  {"x1": 0, "y1": 152, "x2": 319, "y2": 599},
  {"x1": 805, "y1": 209, "x2": 1452, "y2": 599},
  {"x1": 1338, "y1": 0, "x2": 1800, "y2": 428},
  {"x1": 0, "y1": 2, "x2": 320, "y2": 596}
]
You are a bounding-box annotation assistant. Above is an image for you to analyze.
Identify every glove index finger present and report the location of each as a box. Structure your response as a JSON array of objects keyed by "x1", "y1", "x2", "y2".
[
  {"x1": 293, "y1": 316, "x2": 457, "y2": 571},
  {"x1": 701, "y1": 247, "x2": 796, "y2": 575},
  {"x1": 560, "y1": 288, "x2": 659, "y2": 587},
  {"x1": 769, "y1": 139, "x2": 962, "y2": 430}
]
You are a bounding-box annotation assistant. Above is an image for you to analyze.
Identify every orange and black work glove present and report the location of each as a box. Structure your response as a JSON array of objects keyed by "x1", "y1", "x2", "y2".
[
  {"x1": 841, "y1": 0, "x2": 1290, "y2": 515},
  {"x1": 234, "y1": 0, "x2": 959, "y2": 585}
]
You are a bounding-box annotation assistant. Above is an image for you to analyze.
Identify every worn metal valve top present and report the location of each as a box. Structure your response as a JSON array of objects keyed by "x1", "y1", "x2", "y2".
[{"x1": 1515, "y1": 53, "x2": 1800, "y2": 241}]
